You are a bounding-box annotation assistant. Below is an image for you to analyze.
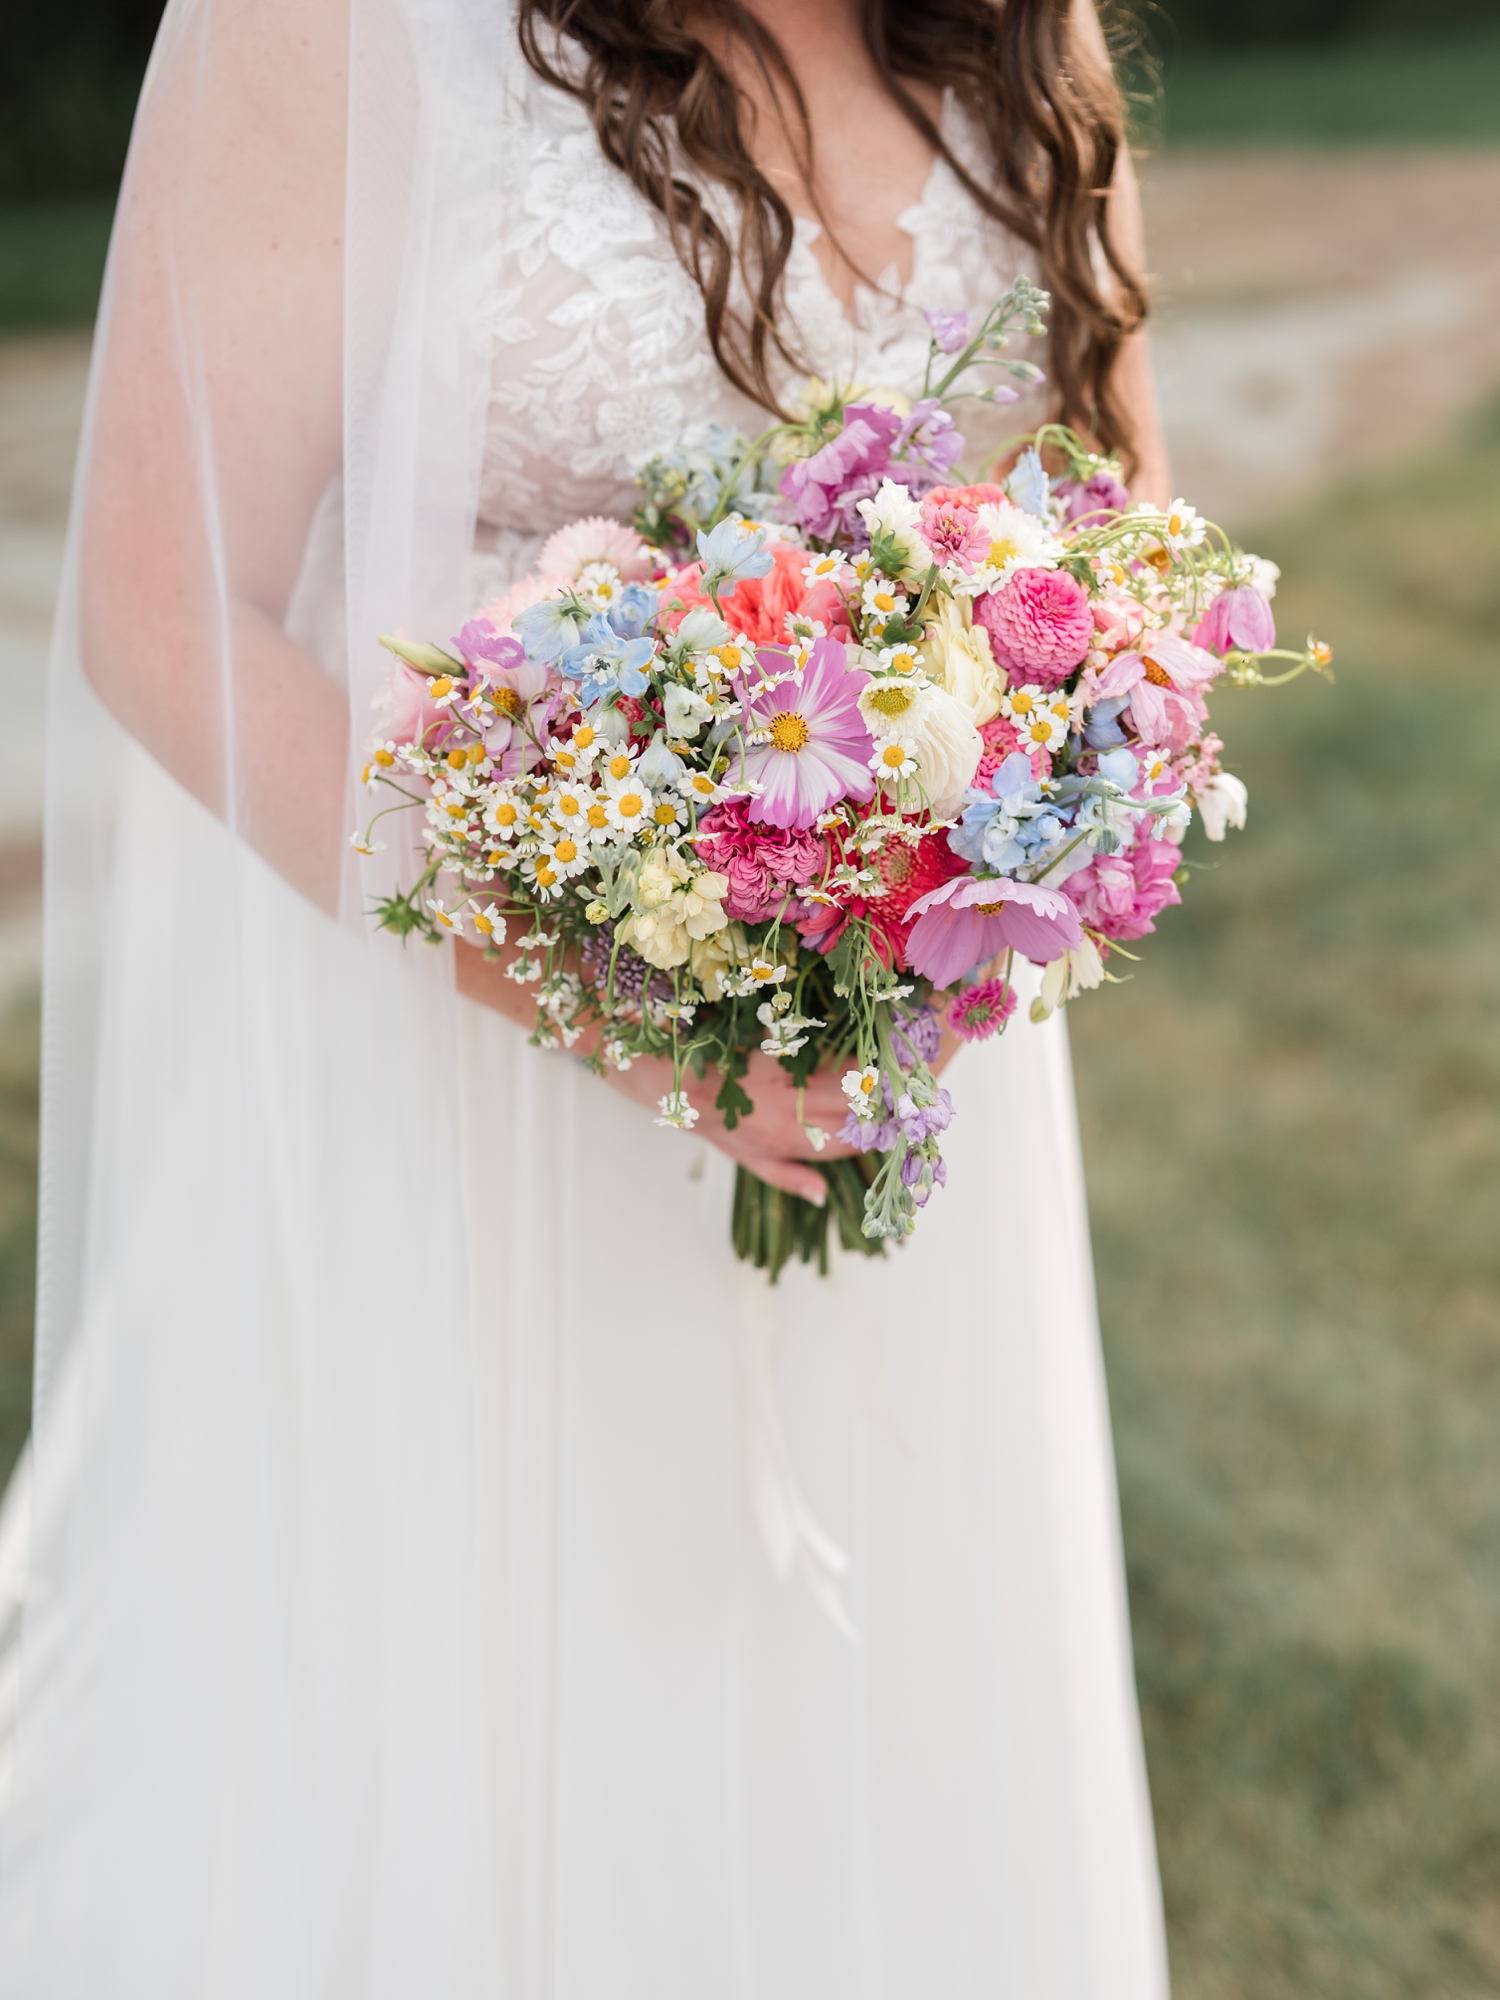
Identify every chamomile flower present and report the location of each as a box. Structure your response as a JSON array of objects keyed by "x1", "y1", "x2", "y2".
[
  {"x1": 842, "y1": 1066, "x2": 882, "y2": 1120},
  {"x1": 427, "y1": 899, "x2": 463, "y2": 932},
  {"x1": 647, "y1": 794, "x2": 687, "y2": 832},
  {"x1": 520, "y1": 852, "x2": 565, "y2": 900},
  {"x1": 601, "y1": 755, "x2": 653, "y2": 834},
  {"x1": 1159, "y1": 499, "x2": 1206, "y2": 555},
  {"x1": 870, "y1": 737, "x2": 921, "y2": 785},
  {"x1": 654, "y1": 1090, "x2": 700, "y2": 1131},
  {"x1": 962, "y1": 501, "x2": 1062, "y2": 592},
  {"x1": 484, "y1": 792, "x2": 525, "y2": 842},
  {"x1": 999, "y1": 684, "x2": 1048, "y2": 728},
  {"x1": 544, "y1": 783, "x2": 592, "y2": 836},
  {"x1": 349, "y1": 832, "x2": 386, "y2": 856},
  {"x1": 361, "y1": 741, "x2": 399, "y2": 783},
  {"x1": 1010, "y1": 703, "x2": 1070, "y2": 757},
  {"x1": 803, "y1": 552, "x2": 850, "y2": 588},
  {"x1": 467, "y1": 901, "x2": 506, "y2": 942},
  {"x1": 876, "y1": 640, "x2": 923, "y2": 677},
  {"x1": 676, "y1": 768, "x2": 728, "y2": 810},
  {"x1": 542, "y1": 833, "x2": 589, "y2": 881},
  {"x1": 861, "y1": 576, "x2": 910, "y2": 624},
  {"x1": 426, "y1": 674, "x2": 459, "y2": 707}
]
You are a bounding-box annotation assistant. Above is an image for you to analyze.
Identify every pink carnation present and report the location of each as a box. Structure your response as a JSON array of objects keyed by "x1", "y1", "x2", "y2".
[
  {"x1": 947, "y1": 976, "x2": 1017, "y2": 1042},
  {"x1": 1064, "y1": 838, "x2": 1182, "y2": 942},
  {"x1": 694, "y1": 799, "x2": 827, "y2": 922},
  {"x1": 975, "y1": 713, "x2": 1049, "y2": 784},
  {"x1": 972, "y1": 567, "x2": 1094, "y2": 689}
]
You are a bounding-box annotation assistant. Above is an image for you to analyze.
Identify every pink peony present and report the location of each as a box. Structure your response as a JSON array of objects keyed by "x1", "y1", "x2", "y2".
[
  {"x1": 1064, "y1": 838, "x2": 1182, "y2": 942},
  {"x1": 947, "y1": 976, "x2": 1017, "y2": 1041},
  {"x1": 904, "y1": 876, "x2": 1084, "y2": 987},
  {"x1": 972, "y1": 567, "x2": 1094, "y2": 689},
  {"x1": 693, "y1": 800, "x2": 827, "y2": 923},
  {"x1": 1194, "y1": 584, "x2": 1275, "y2": 657}
]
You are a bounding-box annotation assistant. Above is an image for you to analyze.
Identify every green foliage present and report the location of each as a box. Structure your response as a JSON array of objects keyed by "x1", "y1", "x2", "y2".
[
  {"x1": 731, "y1": 1156, "x2": 885, "y2": 1284},
  {"x1": 1, "y1": 1, "x2": 161, "y2": 200},
  {"x1": 0, "y1": 198, "x2": 114, "y2": 332},
  {"x1": 1072, "y1": 404, "x2": 1500, "y2": 1992}
]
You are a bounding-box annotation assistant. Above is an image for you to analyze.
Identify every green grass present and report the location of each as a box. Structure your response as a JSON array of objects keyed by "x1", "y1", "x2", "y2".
[
  {"x1": 0, "y1": 197, "x2": 113, "y2": 333},
  {"x1": 1072, "y1": 405, "x2": 1500, "y2": 1991},
  {"x1": 1152, "y1": 32, "x2": 1500, "y2": 146}
]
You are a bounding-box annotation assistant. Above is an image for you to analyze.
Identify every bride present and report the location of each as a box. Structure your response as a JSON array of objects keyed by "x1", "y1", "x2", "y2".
[{"x1": 0, "y1": 0, "x2": 1174, "y2": 1991}]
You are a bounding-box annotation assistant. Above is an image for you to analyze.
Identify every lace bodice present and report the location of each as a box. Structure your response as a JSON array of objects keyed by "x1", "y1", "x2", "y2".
[{"x1": 472, "y1": 73, "x2": 1047, "y2": 595}]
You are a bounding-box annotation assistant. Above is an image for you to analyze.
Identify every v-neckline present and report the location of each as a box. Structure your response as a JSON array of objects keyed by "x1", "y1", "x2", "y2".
[{"x1": 789, "y1": 88, "x2": 955, "y2": 334}]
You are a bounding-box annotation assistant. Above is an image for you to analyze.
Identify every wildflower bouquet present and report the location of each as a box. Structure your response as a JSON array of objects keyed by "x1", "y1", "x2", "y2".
[{"x1": 356, "y1": 279, "x2": 1328, "y2": 1278}]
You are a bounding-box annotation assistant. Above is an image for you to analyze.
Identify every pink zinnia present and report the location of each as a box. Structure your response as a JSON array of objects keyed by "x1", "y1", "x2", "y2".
[
  {"x1": 733, "y1": 637, "x2": 874, "y2": 831},
  {"x1": 948, "y1": 976, "x2": 1017, "y2": 1041},
  {"x1": 973, "y1": 567, "x2": 1094, "y2": 689},
  {"x1": 904, "y1": 876, "x2": 1084, "y2": 988},
  {"x1": 919, "y1": 496, "x2": 988, "y2": 572}
]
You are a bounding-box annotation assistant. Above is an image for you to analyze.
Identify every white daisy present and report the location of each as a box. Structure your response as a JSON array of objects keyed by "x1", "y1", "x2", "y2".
[
  {"x1": 870, "y1": 737, "x2": 921, "y2": 785},
  {"x1": 961, "y1": 502, "x2": 1062, "y2": 593},
  {"x1": 842, "y1": 1066, "x2": 882, "y2": 1120}
]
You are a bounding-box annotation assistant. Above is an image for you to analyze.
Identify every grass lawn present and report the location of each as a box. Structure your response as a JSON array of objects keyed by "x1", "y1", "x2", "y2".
[
  {"x1": 1149, "y1": 32, "x2": 1500, "y2": 147},
  {"x1": 1072, "y1": 402, "x2": 1500, "y2": 1992},
  {"x1": 0, "y1": 197, "x2": 113, "y2": 334}
]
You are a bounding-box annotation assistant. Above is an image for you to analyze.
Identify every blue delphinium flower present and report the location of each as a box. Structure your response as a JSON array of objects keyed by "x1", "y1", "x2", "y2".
[
  {"x1": 513, "y1": 594, "x2": 587, "y2": 663},
  {"x1": 949, "y1": 752, "x2": 1070, "y2": 873},
  {"x1": 1082, "y1": 695, "x2": 1130, "y2": 751},
  {"x1": 559, "y1": 611, "x2": 656, "y2": 707},
  {"x1": 1006, "y1": 445, "x2": 1053, "y2": 519},
  {"x1": 695, "y1": 518, "x2": 775, "y2": 599},
  {"x1": 606, "y1": 582, "x2": 659, "y2": 642}
]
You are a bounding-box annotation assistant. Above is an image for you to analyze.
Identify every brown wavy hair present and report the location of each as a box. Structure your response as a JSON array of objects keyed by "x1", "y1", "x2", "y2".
[{"x1": 516, "y1": 0, "x2": 1148, "y2": 466}]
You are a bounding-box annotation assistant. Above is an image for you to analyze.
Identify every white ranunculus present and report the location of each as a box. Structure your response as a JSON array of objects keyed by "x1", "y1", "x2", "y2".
[
  {"x1": 917, "y1": 593, "x2": 1006, "y2": 725},
  {"x1": 858, "y1": 677, "x2": 982, "y2": 821},
  {"x1": 1197, "y1": 771, "x2": 1248, "y2": 842}
]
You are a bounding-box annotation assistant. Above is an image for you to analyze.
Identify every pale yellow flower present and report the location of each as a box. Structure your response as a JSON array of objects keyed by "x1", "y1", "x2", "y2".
[{"x1": 918, "y1": 594, "x2": 1007, "y2": 725}]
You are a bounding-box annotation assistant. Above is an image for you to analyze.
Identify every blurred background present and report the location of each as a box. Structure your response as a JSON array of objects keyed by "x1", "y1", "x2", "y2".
[{"x1": 2, "y1": 1, "x2": 1500, "y2": 1989}]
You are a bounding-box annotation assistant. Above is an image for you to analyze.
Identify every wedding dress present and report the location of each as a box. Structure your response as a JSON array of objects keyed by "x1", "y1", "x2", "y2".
[{"x1": 0, "y1": 2, "x2": 1168, "y2": 1992}]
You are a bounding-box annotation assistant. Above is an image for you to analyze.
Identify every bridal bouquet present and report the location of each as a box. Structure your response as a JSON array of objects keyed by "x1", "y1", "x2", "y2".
[{"x1": 356, "y1": 279, "x2": 1329, "y2": 1277}]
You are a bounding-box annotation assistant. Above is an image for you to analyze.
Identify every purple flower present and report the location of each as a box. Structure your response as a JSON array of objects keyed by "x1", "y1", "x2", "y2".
[
  {"x1": 925, "y1": 308, "x2": 970, "y2": 355},
  {"x1": 897, "y1": 1087, "x2": 954, "y2": 1144},
  {"x1": 904, "y1": 876, "x2": 1084, "y2": 987},
  {"x1": 1058, "y1": 470, "x2": 1132, "y2": 525},
  {"x1": 1194, "y1": 584, "x2": 1276, "y2": 657},
  {"x1": 895, "y1": 398, "x2": 965, "y2": 490},
  {"x1": 839, "y1": 1111, "x2": 899, "y2": 1153},
  {"x1": 778, "y1": 404, "x2": 903, "y2": 542},
  {"x1": 732, "y1": 636, "x2": 875, "y2": 830},
  {"x1": 454, "y1": 618, "x2": 528, "y2": 671},
  {"x1": 891, "y1": 1004, "x2": 942, "y2": 1067},
  {"x1": 901, "y1": 1149, "x2": 948, "y2": 1205}
]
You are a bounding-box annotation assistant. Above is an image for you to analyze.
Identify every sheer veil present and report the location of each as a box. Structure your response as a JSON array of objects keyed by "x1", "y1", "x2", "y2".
[
  {"x1": 0, "y1": 0, "x2": 1170, "y2": 1990},
  {"x1": 0, "y1": 0, "x2": 540, "y2": 1984}
]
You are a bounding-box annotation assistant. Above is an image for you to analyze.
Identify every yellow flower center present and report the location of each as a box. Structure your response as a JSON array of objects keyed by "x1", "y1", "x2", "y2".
[
  {"x1": 536, "y1": 864, "x2": 557, "y2": 887},
  {"x1": 491, "y1": 686, "x2": 522, "y2": 717},
  {"x1": 1167, "y1": 513, "x2": 1183, "y2": 538},
  {"x1": 494, "y1": 803, "x2": 518, "y2": 826},
  {"x1": 768, "y1": 711, "x2": 810, "y2": 753},
  {"x1": 873, "y1": 591, "x2": 896, "y2": 613},
  {"x1": 446, "y1": 749, "x2": 467, "y2": 770},
  {"x1": 1027, "y1": 721, "x2": 1051, "y2": 742},
  {"x1": 617, "y1": 791, "x2": 644, "y2": 818},
  {"x1": 575, "y1": 725, "x2": 595, "y2": 749},
  {"x1": 429, "y1": 677, "x2": 453, "y2": 700},
  {"x1": 869, "y1": 685, "x2": 915, "y2": 718},
  {"x1": 653, "y1": 803, "x2": 678, "y2": 826},
  {"x1": 446, "y1": 803, "x2": 467, "y2": 818},
  {"x1": 859, "y1": 1073, "x2": 876, "y2": 1095},
  {"x1": 374, "y1": 748, "x2": 395, "y2": 767},
  {"x1": 1010, "y1": 691, "x2": 1036, "y2": 715},
  {"x1": 609, "y1": 753, "x2": 632, "y2": 780},
  {"x1": 717, "y1": 644, "x2": 744, "y2": 670},
  {"x1": 1142, "y1": 658, "x2": 1173, "y2": 688},
  {"x1": 988, "y1": 537, "x2": 1019, "y2": 566},
  {"x1": 359, "y1": 763, "x2": 371, "y2": 785},
  {"x1": 881, "y1": 744, "x2": 907, "y2": 769},
  {"x1": 556, "y1": 794, "x2": 581, "y2": 817},
  {"x1": 586, "y1": 803, "x2": 609, "y2": 828},
  {"x1": 689, "y1": 775, "x2": 715, "y2": 796},
  {"x1": 473, "y1": 913, "x2": 494, "y2": 934},
  {"x1": 555, "y1": 839, "x2": 578, "y2": 863}
]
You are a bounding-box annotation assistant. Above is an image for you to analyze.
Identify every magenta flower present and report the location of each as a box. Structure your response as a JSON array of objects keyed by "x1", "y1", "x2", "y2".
[
  {"x1": 904, "y1": 876, "x2": 1083, "y2": 987},
  {"x1": 1194, "y1": 585, "x2": 1276, "y2": 657},
  {"x1": 947, "y1": 976, "x2": 1017, "y2": 1041},
  {"x1": 919, "y1": 496, "x2": 989, "y2": 573},
  {"x1": 1057, "y1": 470, "x2": 1131, "y2": 524},
  {"x1": 973, "y1": 567, "x2": 1094, "y2": 688},
  {"x1": 733, "y1": 637, "x2": 875, "y2": 830},
  {"x1": 778, "y1": 404, "x2": 903, "y2": 542}
]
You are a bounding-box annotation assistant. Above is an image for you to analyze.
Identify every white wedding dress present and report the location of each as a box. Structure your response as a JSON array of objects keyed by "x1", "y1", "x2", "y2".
[{"x1": 0, "y1": 6, "x2": 1168, "y2": 1993}]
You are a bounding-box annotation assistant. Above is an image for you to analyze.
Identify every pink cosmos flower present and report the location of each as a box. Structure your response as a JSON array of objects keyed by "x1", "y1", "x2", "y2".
[
  {"x1": 1095, "y1": 631, "x2": 1222, "y2": 749},
  {"x1": 1194, "y1": 584, "x2": 1276, "y2": 656},
  {"x1": 973, "y1": 567, "x2": 1094, "y2": 689},
  {"x1": 1064, "y1": 838, "x2": 1182, "y2": 941},
  {"x1": 904, "y1": 876, "x2": 1084, "y2": 988},
  {"x1": 733, "y1": 637, "x2": 875, "y2": 831},
  {"x1": 693, "y1": 800, "x2": 827, "y2": 922},
  {"x1": 919, "y1": 495, "x2": 989, "y2": 572},
  {"x1": 947, "y1": 976, "x2": 1017, "y2": 1041}
]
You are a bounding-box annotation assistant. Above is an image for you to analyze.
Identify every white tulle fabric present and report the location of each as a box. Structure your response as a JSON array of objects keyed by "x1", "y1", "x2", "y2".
[{"x1": 0, "y1": 1, "x2": 1168, "y2": 1992}]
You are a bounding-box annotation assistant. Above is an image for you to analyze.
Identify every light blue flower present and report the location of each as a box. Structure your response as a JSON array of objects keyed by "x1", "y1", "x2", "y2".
[
  {"x1": 1006, "y1": 446, "x2": 1052, "y2": 519},
  {"x1": 637, "y1": 732, "x2": 685, "y2": 788},
  {"x1": 1082, "y1": 696, "x2": 1130, "y2": 751},
  {"x1": 559, "y1": 611, "x2": 657, "y2": 707},
  {"x1": 606, "y1": 582, "x2": 660, "y2": 642},
  {"x1": 695, "y1": 518, "x2": 775, "y2": 598},
  {"x1": 514, "y1": 594, "x2": 586, "y2": 663},
  {"x1": 1096, "y1": 747, "x2": 1140, "y2": 790}
]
